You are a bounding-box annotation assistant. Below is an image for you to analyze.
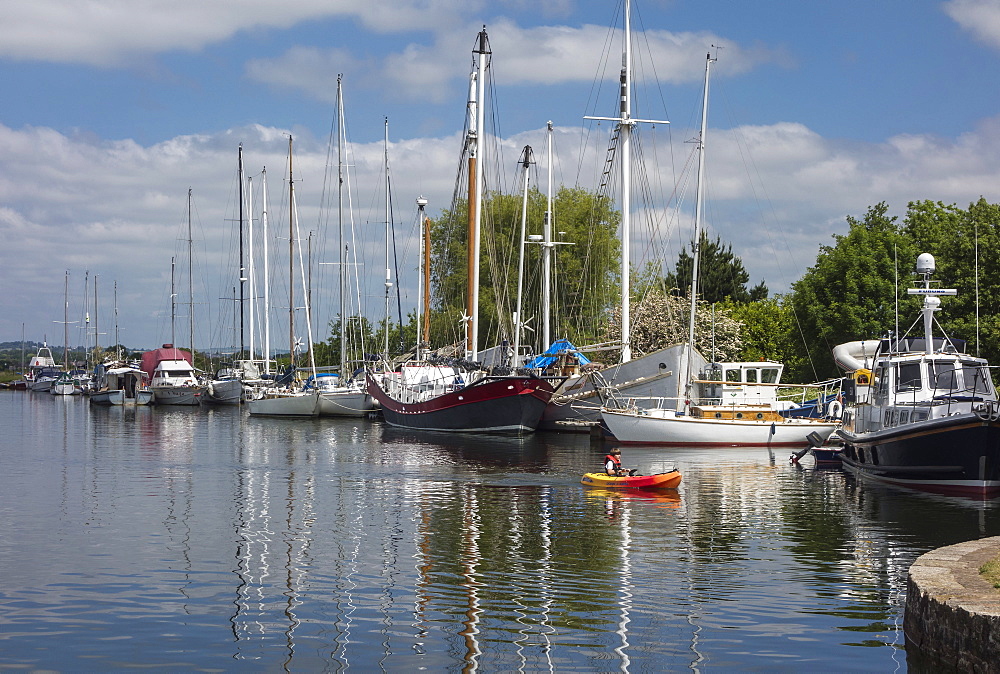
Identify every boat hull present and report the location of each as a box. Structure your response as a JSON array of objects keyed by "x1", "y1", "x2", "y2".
[
  {"x1": 837, "y1": 413, "x2": 1000, "y2": 497},
  {"x1": 90, "y1": 390, "x2": 153, "y2": 406},
  {"x1": 247, "y1": 391, "x2": 320, "y2": 417},
  {"x1": 581, "y1": 471, "x2": 682, "y2": 490},
  {"x1": 203, "y1": 379, "x2": 243, "y2": 405},
  {"x1": 151, "y1": 386, "x2": 203, "y2": 406},
  {"x1": 29, "y1": 378, "x2": 56, "y2": 393},
  {"x1": 602, "y1": 407, "x2": 839, "y2": 447},
  {"x1": 368, "y1": 373, "x2": 556, "y2": 434},
  {"x1": 318, "y1": 389, "x2": 377, "y2": 417}
]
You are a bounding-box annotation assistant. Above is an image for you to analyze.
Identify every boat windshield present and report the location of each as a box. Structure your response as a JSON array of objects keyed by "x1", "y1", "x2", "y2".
[
  {"x1": 929, "y1": 360, "x2": 958, "y2": 391},
  {"x1": 961, "y1": 361, "x2": 994, "y2": 396},
  {"x1": 895, "y1": 362, "x2": 922, "y2": 392}
]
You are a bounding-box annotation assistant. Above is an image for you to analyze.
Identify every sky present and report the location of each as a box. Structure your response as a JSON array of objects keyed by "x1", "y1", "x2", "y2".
[{"x1": 3, "y1": 0, "x2": 1000, "y2": 355}]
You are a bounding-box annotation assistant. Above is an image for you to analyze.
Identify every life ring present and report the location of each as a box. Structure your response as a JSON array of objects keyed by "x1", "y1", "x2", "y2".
[{"x1": 826, "y1": 399, "x2": 843, "y2": 419}]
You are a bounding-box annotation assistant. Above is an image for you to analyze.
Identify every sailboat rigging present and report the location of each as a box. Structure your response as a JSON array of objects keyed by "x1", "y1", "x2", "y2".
[
  {"x1": 247, "y1": 135, "x2": 320, "y2": 417},
  {"x1": 366, "y1": 27, "x2": 559, "y2": 434},
  {"x1": 535, "y1": 0, "x2": 696, "y2": 431},
  {"x1": 312, "y1": 76, "x2": 376, "y2": 417},
  {"x1": 600, "y1": 52, "x2": 840, "y2": 446}
]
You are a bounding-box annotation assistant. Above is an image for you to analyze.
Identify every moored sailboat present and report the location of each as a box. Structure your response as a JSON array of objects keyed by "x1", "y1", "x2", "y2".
[
  {"x1": 600, "y1": 51, "x2": 838, "y2": 447},
  {"x1": 315, "y1": 75, "x2": 375, "y2": 418},
  {"x1": 246, "y1": 136, "x2": 320, "y2": 418},
  {"x1": 367, "y1": 28, "x2": 558, "y2": 434},
  {"x1": 537, "y1": 1, "x2": 692, "y2": 431}
]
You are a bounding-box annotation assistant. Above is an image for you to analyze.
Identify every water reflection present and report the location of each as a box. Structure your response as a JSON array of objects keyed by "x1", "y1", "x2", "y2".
[{"x1": 2, "y1": 395, "x2": 999, "y2": 671}]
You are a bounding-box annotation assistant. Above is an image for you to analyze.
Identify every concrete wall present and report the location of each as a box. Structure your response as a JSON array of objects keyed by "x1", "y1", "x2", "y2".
[{"x1": 904, "y1": 536, "x2": 1000, "y2": 671}]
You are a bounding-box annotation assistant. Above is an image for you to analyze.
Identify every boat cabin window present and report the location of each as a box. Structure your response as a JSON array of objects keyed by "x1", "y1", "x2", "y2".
[
  {"x1": 745, "y1": 369, "x2": 758, "y2": 383},
  {"x1": 895, "y1": 362, "x2": 922, "y2": 392},
  {"x1": 761, "y1": 368, "x2": 779, "y2": 384},
  {"x1": 874, "y1": 367, "x2": 890, "y2": 400},
  {"x1": 961, "y1": 362, "x2": 994, "y2": 395},
  {"x1": 929, "y1": 360, "x2": 958, "y2": 392},
  {"x1": 725, "y1": 368, "x2": 740, "y2": 382}
]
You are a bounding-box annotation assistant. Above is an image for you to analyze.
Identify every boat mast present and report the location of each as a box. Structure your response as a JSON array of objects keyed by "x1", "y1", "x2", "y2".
[
  {"x1": 82, "y1": 270, "x2": 89, "y2": 368},
  {"x1": 261, "y1": 167, "x2": 271, "y2": 373},
  {"x1": 683, "y1": 53, "x2": 715, "y2": 406},
  {"x1": 63, "y1": 270, "x2": 69, "y2": 368},
  {"x1": 416, "y1": 196, "x2": 428, "y2": 360},
  {"x1": 170, "y1": 257, "x2": 176, "y2": 355},
  {"x1": 383, "y1": 117, "x2": 392, "y2": 361},
  {"x1": 583, "y1": 0, "x2": 668, "y2": 363},
  {"x1": 291, "y1": 145, "x2": 318, "y2": 377},
  {"x1": 93, "y1": 274, "x2": 99, "y2": 357},
  {"x1": 337, "y1": 76, "x2": 348, "y2": 377},
  {"x1": 288, "y1": 136, "x2": 296, "y2": 370},
  {"x1": 543, "y1": 121, "x2": 554, "y2": 348},
  {"x1": 514, "y1": 145, "x2": 533, "y2": 366},
  {"x1": 467, "y1": 27, "x2": 490, "y2": 360},
  {"x1": 238, "y1": 145, "x2": 246, "y2": 359},
  {"x1": 113, "y1": 281, "x2": 119, "y2": 361},
  {"x1": 187, "y1": 188, "x2": 195, "y2": 358},
  {"x1": 619, "y1": 3, "x2": 633, "y2": 363},
  {"x1": 247, "y1": 173, "x2": 255, "y2": 363}
]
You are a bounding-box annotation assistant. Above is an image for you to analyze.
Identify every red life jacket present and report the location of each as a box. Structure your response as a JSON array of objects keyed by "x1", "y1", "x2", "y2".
[{"x1": 605, "y1": 453, "x2": 622, "y2": 471}]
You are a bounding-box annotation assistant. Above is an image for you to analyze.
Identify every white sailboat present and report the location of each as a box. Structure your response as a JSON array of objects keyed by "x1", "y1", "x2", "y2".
[
  {"x1": 247, "y1": 136, "x2": 320, "y2": 418},
  {"x1": 50, "y1": 270, "x2": 79, "y2": 396},
  {"x1": 601, "y1": 52, "x2": 839, "y2": 447},
  {"x1": 205, "y1": 146, "x2": 251, "y2": 405},
  {"x1": 316, "y1": 76, "x2": 376, "y2": 418}
]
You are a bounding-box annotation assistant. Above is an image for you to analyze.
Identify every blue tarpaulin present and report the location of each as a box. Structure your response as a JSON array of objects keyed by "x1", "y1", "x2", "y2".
[{"x1": 523, "y1": 339, "x2": 592, "y2": 369}]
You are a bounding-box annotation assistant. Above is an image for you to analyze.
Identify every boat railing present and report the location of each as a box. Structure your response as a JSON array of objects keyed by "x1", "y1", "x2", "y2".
[{"x1": 605, "y1": 395, "x2": 685, "y2": 414}]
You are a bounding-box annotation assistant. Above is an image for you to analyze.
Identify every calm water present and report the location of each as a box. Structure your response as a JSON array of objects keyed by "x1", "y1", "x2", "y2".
[{"x1": 1, "y1": 391, "x2": 998, "y2": 672}]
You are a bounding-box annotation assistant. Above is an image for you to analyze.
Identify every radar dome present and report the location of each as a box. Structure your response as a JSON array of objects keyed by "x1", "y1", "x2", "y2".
[{"x1": 916, "y1": 253, "x2": 935, "y2": 274}]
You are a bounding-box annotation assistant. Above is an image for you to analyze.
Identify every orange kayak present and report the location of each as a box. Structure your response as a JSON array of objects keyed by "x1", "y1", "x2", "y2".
[{"x1": 581, "y1": 470, "x2": 682, "y2": 490}]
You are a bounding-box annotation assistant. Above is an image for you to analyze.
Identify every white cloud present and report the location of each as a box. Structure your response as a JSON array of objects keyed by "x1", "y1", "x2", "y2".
[
  {"x1": 0, "y1": 0, "x2": 475, "y2": 66},
  {"x1": 4, "y1": 112, "x2": 1000, "y2": 345},
  {"x1": 944, "y1": 0, "x2": 1000, "y2": 50},
  {"x1": 247, "y1": 19, "x2": 785, "y2": 105}
]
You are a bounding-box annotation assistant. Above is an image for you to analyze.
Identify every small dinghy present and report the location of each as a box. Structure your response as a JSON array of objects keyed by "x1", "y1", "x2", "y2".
[{"x1": 581, "y1": 470, "x2": 681, "y2": 490}]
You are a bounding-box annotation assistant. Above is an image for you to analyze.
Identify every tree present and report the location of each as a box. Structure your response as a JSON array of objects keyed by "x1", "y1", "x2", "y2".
[
  {"x1": 904, "y1": 197, "x2": 1000, "y2": 364},
  {"x1": 723, "y1": 297, "x2": 796, "y2": 363},
  {"x1": 428, "y1": 186, "x2": 620, "y2": 354},
  {"x1": 663, "y1": 231, "x2": 768, "y2": 303},
  {"x1": 785, "y1": 202, "x2": 917, "y2": 381}
]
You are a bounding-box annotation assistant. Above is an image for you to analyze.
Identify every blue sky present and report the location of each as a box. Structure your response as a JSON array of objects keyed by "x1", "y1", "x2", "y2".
[{"x1": 3, "y1": 0, "x2": 1000, "y2": 354}]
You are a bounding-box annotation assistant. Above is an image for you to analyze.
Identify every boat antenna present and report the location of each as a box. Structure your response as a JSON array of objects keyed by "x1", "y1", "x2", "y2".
[
  {"x1": 975, "y1": 221, "x2": 980, "y2": 356},
  {"x1": 894, "y1": 242, "x2": 899, "y2": 351}
]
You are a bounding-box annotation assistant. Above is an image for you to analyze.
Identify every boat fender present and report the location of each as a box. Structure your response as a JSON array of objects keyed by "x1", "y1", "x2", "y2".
[{"x1": 826, "y1": 399, "x2": 843, "y2": 419}]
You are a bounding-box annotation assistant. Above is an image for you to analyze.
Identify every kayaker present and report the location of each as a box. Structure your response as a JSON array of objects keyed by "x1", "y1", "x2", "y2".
[{"x1": 604, "y1": 448, "x2": 628, "y2": 476}]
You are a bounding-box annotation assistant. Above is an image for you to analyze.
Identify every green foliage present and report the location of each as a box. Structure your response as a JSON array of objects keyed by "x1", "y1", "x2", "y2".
[
  {"x1": 663, "y1": 231, "x2": 768, "y2": 303},
  {"x1": 785, "y1": 202, "x2": 917, "y2": 381},
  {"x1": 428, "y1": 186, "x2": 619, "y2": 353},
  {"x1": 904, "y1": 197, "x2": 1000, "y2": 365},
  {"x1": 722, "y1": 297, "x2": 796, "y2": 363},
  {"x1": 312, "y1": 315, "x2": 377, "y2": 368}
]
